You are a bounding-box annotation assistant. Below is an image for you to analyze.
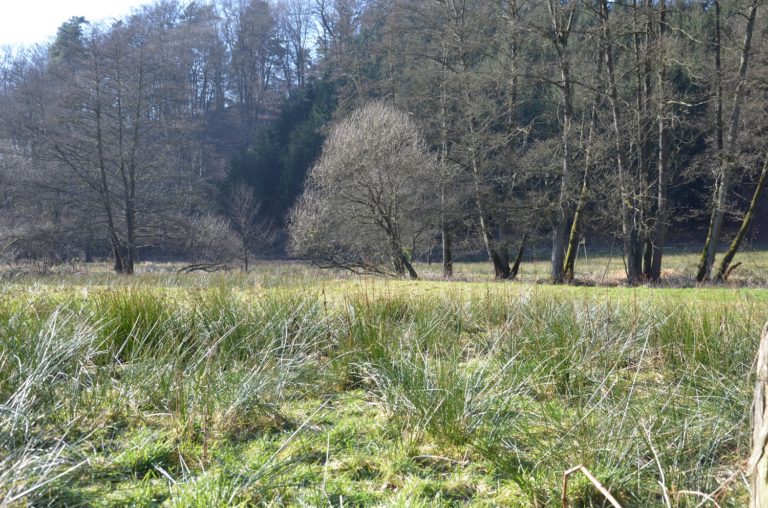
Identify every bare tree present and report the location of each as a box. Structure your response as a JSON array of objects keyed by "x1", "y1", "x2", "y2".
[
  {"x1": 434, "y1": 0, "x2": 521, "y2": 280},
  {"x1": 599, "y1": 0, "x2": 641, "y2": 284},
  {"x1": 277, "y1": 0, "x2": 315, "y2": 91},
  {"x1": 564, "y1": 44, "x2": 603, "y2": 281},
  {"x1": 184, "y1": 214, "x2": 241, "y2": 271},
  {"x1": 230, "y1": 182, "x2": 273, "y2": 271},
  {"x1": 220, "y1": 0, "x2": 280, "y2": 140},
  {"x1": 6, "y1": 9, "x2": 217, "y2": 273},
  {"x1": 288, "y1": 102, "x2": 436, "y2": 278},
  {"x1": 715, "y1": 154, "x2": 768, "y2": 280},
  {"x1": 544, "y1": 0, "x2": 578, "y2": 283},
  {"x1": 697, "y1": 0, "x2": 760, "y2": 282},
  {"x1": 649, "y1": 0, "x2": 669, "y2": 283}
]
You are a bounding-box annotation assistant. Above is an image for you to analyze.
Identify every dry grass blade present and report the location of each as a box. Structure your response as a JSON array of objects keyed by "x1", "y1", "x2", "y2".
[
  {"x1": 4, "y1": 459, "x2": 88, "y2": 504},
  {"x1": 641, "y1": 423, "x2": 672, "y2": 508},
  {"x1": 561, "y1": 464, "x2": 622, "y2": 508},
  {"x1": 675, "y1": 489, "x2": 722, "y2": 507}
]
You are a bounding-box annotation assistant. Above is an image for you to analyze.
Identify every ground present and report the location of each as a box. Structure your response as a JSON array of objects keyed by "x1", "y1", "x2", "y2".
[{"x1": 0, "y1": 252, "x2": 766, "y2": 506}]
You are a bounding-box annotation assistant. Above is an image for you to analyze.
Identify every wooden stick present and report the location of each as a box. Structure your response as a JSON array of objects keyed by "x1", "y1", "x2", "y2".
[{"x1": 750, "y1": 322, "x2": 768, "y2": 508}]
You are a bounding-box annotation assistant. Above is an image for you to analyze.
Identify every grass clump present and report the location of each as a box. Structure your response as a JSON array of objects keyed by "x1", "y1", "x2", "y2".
[{"x1": 0, "y1": 268, "x2": 765, "y2": 506}]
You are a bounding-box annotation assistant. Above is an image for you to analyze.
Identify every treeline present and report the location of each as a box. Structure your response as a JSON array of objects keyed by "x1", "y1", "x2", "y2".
[
  {"x1": 1, "y1": 0, "x2": 767, "y2": 283},
  {"x1": 0, "y1": 0, "x2": 328, "y2": 273}
]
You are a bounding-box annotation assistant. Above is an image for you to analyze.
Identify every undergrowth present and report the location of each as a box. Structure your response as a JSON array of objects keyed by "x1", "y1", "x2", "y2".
[{"x1": 0, "y1": 276, "x2": 764, "y2": 506}]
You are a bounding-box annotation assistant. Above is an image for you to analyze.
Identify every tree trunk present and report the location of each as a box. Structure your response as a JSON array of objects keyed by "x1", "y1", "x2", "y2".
[
  {"x1": 124, "y1": 201, "x2": 136, "y2": 275},
  {"x1": 439, "y1": 44, "x2": 453, "y2": 279},
  {"x1": 649, "y1": 0, "x2": 669, "y2": 283},
  {"x1": 547, "y1": 0, "x2": 575, "y2": 284},
  {"x1": 469, "y1": 139, "x2": 511, "y2": 280},
  {"x1": 88, "y1": 43, "x2": 125, "y2": 275},
  {"x1": 564, "y1": 177, "x2": 586, "y2": 283},
  {"x1": 635, "y1": 0, "x2": 654, "y2": 283},
  {"x1": 94, "y1": 99, "x2": 125, "y2": 274},
  {"x1": 113, "y1": 39, "x2": 141, "y2": 276},
  {"x1": 715, "y1": 156, "x2": 768, "y2": 281},
  {"x1": 442, "y1": 226, "x2": 453, "y2": 278},
  {"x1": 390, "y1": 233, "x2": 418, "y2": 280},
  {"x1": 510, "y1": 234, "x2": 527, "y2": 279},
  {"x1": 400, "y1": 252, "x2": 419, "y2": 280},
  {"x1": 564, "y1": 55, "x2": 601, "y2": 281},
  {"x1": 551, "y1": 159, "x2": 571, "y2": 281},
  {"x1": 600, "y1": 0, "x2": 639, "y2": 284},
  {"x1": 111, "y1": 241, "x2": 125, "y2": 273},
  {"x1": 713, "y1": 0, "x2": 723, "y2": 155},
  {"x1": 749, "y1": 322, "x2": 768, "y2": 508},
  {"x1": 642, "y1": 238, "x2": 653, "y2": 280},
  {"x1": 639, "y1": 0, "x2": 654, "y2": 184},
  {"x1": 698, "y1": 0, "x2": 758, "y2": 281},
  {"x1": 243, "y1": 239, "x2": 249, "y2": 272},
  {"x1": 447, "y1": 5, "x2": 512, "y2": 281},
  {"x1": 650, "y1": 134, "x2": 669, "y2": 282},
  {"x1": 490, "y1": 245, "x2": 512, "y2": 280},
  {"x1": 696, "y1": 2, "x2": 724, "y2": 283}
]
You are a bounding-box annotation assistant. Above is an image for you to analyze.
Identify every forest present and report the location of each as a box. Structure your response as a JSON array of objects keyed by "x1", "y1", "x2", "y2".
[{"x1": 1, "y1": 0, "x2": 767, "y2": 284}]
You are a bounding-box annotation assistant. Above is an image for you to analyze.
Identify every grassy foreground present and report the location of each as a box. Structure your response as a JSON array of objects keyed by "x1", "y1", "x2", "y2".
[{"x1": 1, "y1": 263, "x2": 767, "y2": 506}]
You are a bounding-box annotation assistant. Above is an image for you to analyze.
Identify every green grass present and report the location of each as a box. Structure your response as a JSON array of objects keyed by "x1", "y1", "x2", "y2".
[{"x1": 0, "y1": 260, "x2": 766, "y2": 506}]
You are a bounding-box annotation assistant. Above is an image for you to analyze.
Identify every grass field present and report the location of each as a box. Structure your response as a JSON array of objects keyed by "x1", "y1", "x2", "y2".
[
  {"x1": 1, "y1": 254, "x2": 767, "y2": 506},
  {"x1": 10, "y1": 246, "x2": 768, "y2": 285}
]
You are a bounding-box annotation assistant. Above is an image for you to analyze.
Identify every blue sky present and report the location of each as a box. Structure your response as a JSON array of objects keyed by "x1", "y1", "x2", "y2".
[{"x1": 0, "y1": 0, "x2": 151, "y2": 47}]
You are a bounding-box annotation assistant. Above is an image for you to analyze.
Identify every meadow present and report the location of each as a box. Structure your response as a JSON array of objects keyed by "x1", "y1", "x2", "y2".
[{"x1": 1, "y1": 251, "x2": 767, "y2": 506}]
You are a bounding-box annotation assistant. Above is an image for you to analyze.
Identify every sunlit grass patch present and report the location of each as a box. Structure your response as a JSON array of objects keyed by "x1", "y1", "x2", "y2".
[{"x1": 0, "y1": 265, "x2": 765, "y2": 505}]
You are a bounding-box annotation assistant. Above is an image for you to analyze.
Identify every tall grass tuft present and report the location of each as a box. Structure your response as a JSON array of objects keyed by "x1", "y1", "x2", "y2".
[{"x1": 0, "y1": 309, "x2": 99, "y2": 504}]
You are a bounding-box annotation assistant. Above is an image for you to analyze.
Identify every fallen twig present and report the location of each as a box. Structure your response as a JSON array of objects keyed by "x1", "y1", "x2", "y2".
[{"x1": 177, "y1": 262, "x2": 229, "y2": 274}]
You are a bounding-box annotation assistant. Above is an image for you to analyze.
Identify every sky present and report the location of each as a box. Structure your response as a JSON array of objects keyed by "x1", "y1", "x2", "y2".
[{"x1": 0, "y1": 0, "x2": 151, "y2": 47}]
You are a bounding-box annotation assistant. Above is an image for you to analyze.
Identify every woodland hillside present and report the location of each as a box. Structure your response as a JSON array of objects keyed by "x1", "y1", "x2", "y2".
[{"x1": 1, "y1": 0, "x2": 767, "y2": 283}]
